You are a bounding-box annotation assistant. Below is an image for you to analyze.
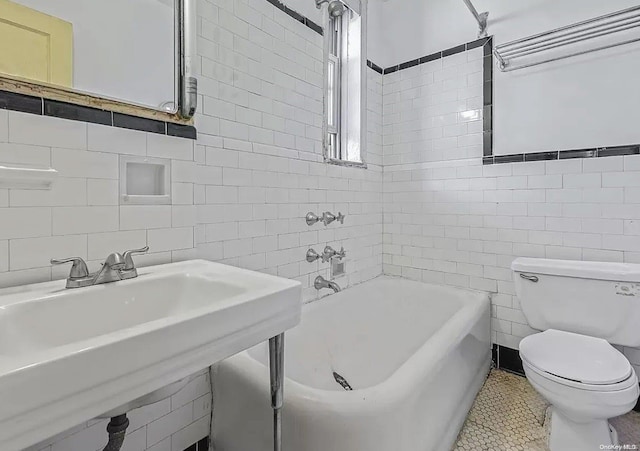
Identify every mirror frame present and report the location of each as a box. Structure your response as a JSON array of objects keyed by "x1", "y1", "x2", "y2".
[{"x1": 0, "y1": 0, "x2": 197, "y2": 125}]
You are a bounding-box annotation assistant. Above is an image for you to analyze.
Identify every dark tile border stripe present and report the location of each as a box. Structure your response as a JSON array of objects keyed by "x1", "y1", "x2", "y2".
[
  {"x1": 0, "y1": 90, "x2": 43, "y2": 115},
  {"x1": 492, "y1": 344, "x2": 640, "y2": 412},
  {"x1": 492, "y1": 344, "x2": 524, "y2": 376},
  {"x1": 45, "y1": 99, "x2": 112, "y2": 126},
  {"x1": 382, "y1": 37, "x2": 491, "y2": 74},
  {"x1": 182, "y1": 436, "x2": 210, "y2": 451},
  {"x1": 265, "y1": 0, "x2": 323, "y2": 35},
  {"x1": 483, "y1": 145, "x2": 640, "y2": 165},
  {"x1": 367, "y1": 60, "x2": 383, "y2": 75},
  {"x1": 114, "y1": 112, "x2": 166, "y2": 134},
  {"x1": 0, "y1": 90, "x2": 196, "y2": 139}
]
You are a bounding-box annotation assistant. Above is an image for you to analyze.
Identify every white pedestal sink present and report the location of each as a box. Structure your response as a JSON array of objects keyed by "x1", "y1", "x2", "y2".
[{"x1": 0, "y1": 260, "x2": 301, "y2": 451}]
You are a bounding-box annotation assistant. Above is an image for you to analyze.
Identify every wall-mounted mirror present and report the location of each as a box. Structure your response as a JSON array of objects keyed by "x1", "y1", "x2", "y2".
[{"x1": 0, "y1": 0, "x2": 196, "y2": 118}]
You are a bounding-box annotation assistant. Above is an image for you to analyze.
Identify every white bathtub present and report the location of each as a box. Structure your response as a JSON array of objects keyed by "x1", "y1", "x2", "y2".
[{"x1": 212, "y1": 276, "x2": 490, "y2": 451}]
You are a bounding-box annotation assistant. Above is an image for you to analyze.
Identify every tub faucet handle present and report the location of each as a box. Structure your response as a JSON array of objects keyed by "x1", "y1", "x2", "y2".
[
  {"x1": 322, "y1": 246, "x2": 336, "y2": 263},
  {"x1": 336, "y1": 247, "x2": 346, "y2": 259},
  {"x1": 322, "y1": 212, "x2": 336, "y2": 226},
  {"x1": 306, "y1": 212, "x2": 321, "y2": 226},
  {"x1": 336, "y1": 212, "x2": 345, "y2": 224},
  {"x1": 306, "y1": 248, "x2": 321, "y2": 263}
]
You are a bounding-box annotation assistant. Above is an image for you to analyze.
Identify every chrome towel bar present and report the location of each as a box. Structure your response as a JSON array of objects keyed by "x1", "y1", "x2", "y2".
[{"x1": 495, "y1": 5, "x2": 640, "y2": 72}]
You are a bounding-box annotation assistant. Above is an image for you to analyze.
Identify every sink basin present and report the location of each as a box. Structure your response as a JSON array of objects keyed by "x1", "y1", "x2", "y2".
[{"x1": 0, "y1": 260, "x2": 301, "y2": 451}]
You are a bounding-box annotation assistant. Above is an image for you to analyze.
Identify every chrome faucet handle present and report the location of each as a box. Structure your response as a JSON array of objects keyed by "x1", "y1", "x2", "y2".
[
  {"x1": 122, "y1": 246, "x2": 149, "y2": 270},
  {"x1": 306, "y1": 249, "x2": 320, "y2": 263},
  {"x1": 306, "y1": 212, "x2": 321, "y2": 226},
  {"x1": 336, "y1": 212, "x2": 345, "y2": 224},
  {"x1": 50, "y1": 257, "x2": 90, "y2": 279},
  {"x1": 322, "y1": 212, "x2": 336, "y2": 226},
  {"x1": 336, "y1": 247, "x2": 346, "y2": 259},
  {"x1": 322, "y1": 246, "x2": 336, "y2": 263}
]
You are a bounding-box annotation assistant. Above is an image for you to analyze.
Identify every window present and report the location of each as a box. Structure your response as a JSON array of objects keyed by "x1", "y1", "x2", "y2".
[{"x1": 323, "y1": 0, "x2": 366, "y2": 166}]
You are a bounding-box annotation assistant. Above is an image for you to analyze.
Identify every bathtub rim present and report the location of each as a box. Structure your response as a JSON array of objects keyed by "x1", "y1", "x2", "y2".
[{"x1": 222, "y1": 276, "x2": 491, "y2": 404}]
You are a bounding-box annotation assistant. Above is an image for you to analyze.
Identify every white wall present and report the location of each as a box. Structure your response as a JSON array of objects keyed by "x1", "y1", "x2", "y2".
[
  {"x1": 370, "y1": 0, "x2": 640, "y2": 155},
  {"x1": 381, "y1": 40, "x2": 640, "y2": 379},
  {"x1": 14, "y1": 0, "x2": 175, "y2": 109}
]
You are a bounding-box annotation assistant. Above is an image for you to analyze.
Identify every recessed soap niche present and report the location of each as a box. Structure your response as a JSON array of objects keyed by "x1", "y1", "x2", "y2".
[{"x1": 119, "y1": 156, "x2": 171, "y2": 205}]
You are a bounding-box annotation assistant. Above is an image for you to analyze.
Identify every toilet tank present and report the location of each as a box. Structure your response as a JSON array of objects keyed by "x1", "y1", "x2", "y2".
[{"x1": 511, "y1": 258, "x2": 640, "y2": 347}]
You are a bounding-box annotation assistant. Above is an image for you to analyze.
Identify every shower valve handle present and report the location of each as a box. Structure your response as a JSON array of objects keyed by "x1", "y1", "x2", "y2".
[{"x1": 322, "y1": 212, "x2": 337, "y2": 226}]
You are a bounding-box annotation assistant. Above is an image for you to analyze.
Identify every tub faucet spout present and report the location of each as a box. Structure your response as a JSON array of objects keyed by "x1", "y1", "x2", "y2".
[{"x1": 314, "y1": 276, "x2": 341, "y2": 293}]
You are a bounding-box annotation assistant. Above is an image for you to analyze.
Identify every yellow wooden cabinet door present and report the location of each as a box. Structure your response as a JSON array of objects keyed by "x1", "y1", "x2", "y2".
[{"x1": 0, "y1": 0, "x2": 73, "y2": 87}]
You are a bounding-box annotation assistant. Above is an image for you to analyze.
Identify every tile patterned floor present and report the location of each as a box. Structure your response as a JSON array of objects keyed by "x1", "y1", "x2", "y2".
[{"x1": 453, "y1": 369, "x2": 640, "y2": 450}]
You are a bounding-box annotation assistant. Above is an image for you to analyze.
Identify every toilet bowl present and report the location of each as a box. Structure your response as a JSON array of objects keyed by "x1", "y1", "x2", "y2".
[{"x1": 520, "y1": 330, "x2": 639, "y2": 450}]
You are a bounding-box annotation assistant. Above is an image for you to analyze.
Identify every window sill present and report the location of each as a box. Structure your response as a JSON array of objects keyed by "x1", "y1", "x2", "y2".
[{"x1": 325, "y1": 157, "x2": 368, "y2": 169}]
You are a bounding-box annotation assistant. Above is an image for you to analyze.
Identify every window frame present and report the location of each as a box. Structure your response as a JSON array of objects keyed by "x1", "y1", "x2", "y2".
[{"x1": 322, "y1": 0, "x2": 368, "y2": 168}]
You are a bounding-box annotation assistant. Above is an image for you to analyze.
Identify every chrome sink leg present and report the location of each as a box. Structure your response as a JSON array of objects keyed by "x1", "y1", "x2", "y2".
[{"x1": 269, "y1": 333, "x2": 284, "y2": 451}]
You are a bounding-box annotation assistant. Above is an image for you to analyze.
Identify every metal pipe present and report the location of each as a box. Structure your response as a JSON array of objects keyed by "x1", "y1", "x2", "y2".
[
  {"x1": 462, "y1": 0, "x2": 489, "y2": 38},
  {"x1": 269, "y1": 333, "x2": 285, "y2": 451},
  {"x1": 102, "y1": 415, "x2": 129, "y2": 451},
  {"x1": 462, "y1": 0, "x2": 481, "y2": 21},
  {"x1": 178, "y1": 0, "x2": 198, "y2": 119}
]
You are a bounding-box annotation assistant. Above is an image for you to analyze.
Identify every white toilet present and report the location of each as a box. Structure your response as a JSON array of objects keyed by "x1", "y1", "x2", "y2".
[{"x1": 511, "y1": 258, "x2": 640, "y2": 451}]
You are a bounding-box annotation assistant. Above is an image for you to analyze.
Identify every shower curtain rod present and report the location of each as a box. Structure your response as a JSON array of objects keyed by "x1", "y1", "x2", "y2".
[{"x1": 462, "y1": 0, "x2": 489, "y2": 38}]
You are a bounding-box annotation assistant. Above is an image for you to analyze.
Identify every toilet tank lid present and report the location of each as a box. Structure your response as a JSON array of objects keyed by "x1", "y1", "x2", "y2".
[{"x1": 511, "y1": 258, "x2": 640, "y2": 282}]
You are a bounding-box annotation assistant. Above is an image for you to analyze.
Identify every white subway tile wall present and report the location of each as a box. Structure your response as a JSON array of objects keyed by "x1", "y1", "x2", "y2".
[
  {"x1": 381, "y1": 46, "x2": 640, "y2": 377},
  {"x1": 194, "y1": 0, "x2": 383, "y2": 303},
  {"x1": 0, "y1": 109, "x2": 198, "y2": 288},
  {"x1": 9, "y1": 0, "x2": 383, "y2": 450}
]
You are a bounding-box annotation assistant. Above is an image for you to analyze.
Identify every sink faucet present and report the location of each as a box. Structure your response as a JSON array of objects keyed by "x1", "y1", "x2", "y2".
[
  {"x1": 51, "y1": 246, "x2": 149, "y2": 289},
  {"x1": 314, "y1": 275, "x2": 341, "y2": 293}
]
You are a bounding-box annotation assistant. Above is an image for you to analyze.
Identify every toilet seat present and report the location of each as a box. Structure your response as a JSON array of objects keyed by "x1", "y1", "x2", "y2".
[
  {"x1": 520, "y1": 329, "x2": 633, "y2": 390},
  {"x1": 522, "y1": 358, "x2": 637, "y2": 392}
]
